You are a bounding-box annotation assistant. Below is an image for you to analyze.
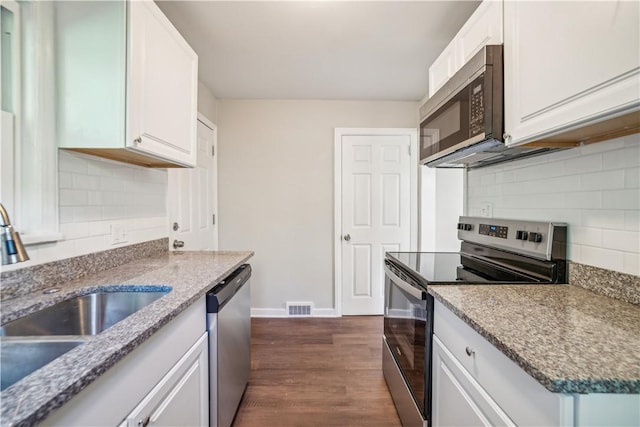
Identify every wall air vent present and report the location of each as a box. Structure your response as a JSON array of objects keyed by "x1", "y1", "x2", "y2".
[{"x1": 286, "y1": 302, "x2": 313, "y2": 317}]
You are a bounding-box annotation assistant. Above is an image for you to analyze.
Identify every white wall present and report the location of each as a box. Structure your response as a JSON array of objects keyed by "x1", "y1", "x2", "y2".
[
  {"x1": 420, "y1": 167, "x2": 465, "y2": 252},
  {"x1": 467, "y1": 134, "x2": 640, "y2": 276},
  {"x1": 217, "y1": 99, "x2": 419, "y2": 312},
  {"x1": 197, "y1": 82, "x2": 217, "y2": 124},
  {"x1": 1, "y1": 151, "x2": 168, "y2": 272}
]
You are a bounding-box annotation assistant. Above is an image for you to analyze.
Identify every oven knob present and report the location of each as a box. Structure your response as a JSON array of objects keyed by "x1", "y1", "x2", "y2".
[
  {"x1": 516, "y1": 230, "x2": 528, "y2": 240},
  {"x1": 528, "y1": 232, "x2": 543, "y2": 243},
  {"x1": 457, "y1": 223, "x2": 463, "y2": 230},
  {"x1": 464, "y1": 224, "x2": 473, "y2": 231}
]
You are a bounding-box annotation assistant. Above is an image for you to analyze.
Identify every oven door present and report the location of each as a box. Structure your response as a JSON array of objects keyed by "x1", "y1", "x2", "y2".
[{"x1": 383, "y1": 261, "x2": 433, "y2": 421}]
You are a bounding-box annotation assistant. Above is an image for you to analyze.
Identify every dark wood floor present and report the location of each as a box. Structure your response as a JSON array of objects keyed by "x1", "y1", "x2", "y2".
[{"x1": 232, "y1": 316, "x2": 402, "y2": 427}]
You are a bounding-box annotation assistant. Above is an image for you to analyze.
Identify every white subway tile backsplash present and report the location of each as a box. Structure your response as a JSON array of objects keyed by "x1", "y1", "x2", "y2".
[
  {"x1": 580, "y1": 246, "x2": 625, "y2": 273},
  {"x1": 59, "y1": 207, "x2": 75, "y2": 224},
  {"x1": 623, "y1": 252, "x2": 640, "y2": 276},
  {"x1": 602, "y1": 189, "x2": 640, "y2": 210},
  {"x1": 102, "y1": 177, "x2": 125, "y2": 192},
  {"x1": 625, "y1": 211, "x2": 640, "y2": 231},
  {"x1": 73, "y1": 206, "x2": 102, "y2": 222},
  {"x1": 494, "y1": 170, "x2": 515, "y2": 184},
  {"x1": 625, "y1": 168, "x2": 639, "y2": 189},
  {"x1": 564, "y1": 153, "x2": 602, "y2": 175},
  {"x1": 564, "y1": 191, "x2": 602, "y2": 209},
  {"x1": 59, "y1": 152, "x2": 89, "y2": 174},
  {"x1": 602, "y1": 229, "x2": 640, "y2": 253},
  {"x1": 59, "y1": 189, "x2": 88, "y2": 207},
  {"x1": 581, "y1": 209, "x2": 626, "y2": 230},
  {"x1": 513, "y1": 161, "x2": 566, "y2": 182},
  {"x1": 569, "y1": 227, "x2": 603, "y2": 247},
  {"x1": 88, "y1": 221, "x2": 111, "y2": 237},
  {"x1": 72, "y1": 174, "x2": 101, "y2": 191},
  {"x1": 581, "y1": 170, "x2": 625, "y2": 191},
  {"x1": 59, "y1": 172, "x2": 73, "y2": 189},
  {"x1": 603, "y1": 145, "x2": 640, "y2": 169},
  {"x1": 467, "y1": 135, "x2": 639, "y2": 276},
  {"x1": 76, "y1": 235, "x2": 110, "y2": 255},
  {"x1": 580, "y1": 139, "x2": 625, "y2": 154},
  {"x1": 60, "y1": 222, "x2": 90, "y2": 240},
  {"x1": 12, "y1": 153, "x2": 171, "y2": 269}
]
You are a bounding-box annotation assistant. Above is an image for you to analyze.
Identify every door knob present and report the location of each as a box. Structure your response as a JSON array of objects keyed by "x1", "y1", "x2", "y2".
[
  {"x1": 343, "y1": 234, "x2": 351, "y2": 242},
  {"x1": 173, "y1": 240, "x2": 184, "y2": 249}
]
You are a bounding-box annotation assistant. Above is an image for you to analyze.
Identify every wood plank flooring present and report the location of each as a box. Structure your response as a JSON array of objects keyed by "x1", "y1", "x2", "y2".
[{"x1": 232, "y1": 316, "x2": 402, "y2": 427}]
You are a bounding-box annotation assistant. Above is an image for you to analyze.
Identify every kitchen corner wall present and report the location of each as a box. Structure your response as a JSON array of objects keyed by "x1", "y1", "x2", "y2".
[
  {"x1": 467, "y1": 134, "x2": 640, "y2": 276},
  {"x1": 1, "y1": 151, "x2": 168, "y2": 272},
  {"x1": 217, "y1": 99, "x2": 419, "y2": 313}
]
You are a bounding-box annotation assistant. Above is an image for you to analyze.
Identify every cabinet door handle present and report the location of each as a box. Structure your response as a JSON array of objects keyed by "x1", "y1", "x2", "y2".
[
  {"x1": 465, "y1": 346, "x2": 475, "y2": 357},
  {"x1": 134, "y1": 137, "x2": 142, "y2": 144}
]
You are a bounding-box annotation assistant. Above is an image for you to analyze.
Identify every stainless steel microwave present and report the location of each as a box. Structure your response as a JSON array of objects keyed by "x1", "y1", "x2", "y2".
[{"x1": 420, "y1": 45, "x2": 555, "y2": 168}]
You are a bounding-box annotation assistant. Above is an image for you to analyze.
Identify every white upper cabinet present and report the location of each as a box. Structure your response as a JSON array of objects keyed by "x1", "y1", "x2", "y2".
[
  {"x1": 55, "y1": 0, "x2": 197, "y2": 168},
  {"x1": 428, "y1": 0, "x2": 503, "y2": 99},
  {"x1": 504, "y1": 1, "x2": 640, "y2": 146}
]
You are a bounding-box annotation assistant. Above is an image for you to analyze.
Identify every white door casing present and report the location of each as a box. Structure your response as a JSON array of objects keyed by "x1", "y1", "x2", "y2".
[
  {"x1": 168, "y1": 114, "x2": 218, "y2": 251},
  {"x1": 335, "y1": 128, "x2": 418, "y2": 316}
]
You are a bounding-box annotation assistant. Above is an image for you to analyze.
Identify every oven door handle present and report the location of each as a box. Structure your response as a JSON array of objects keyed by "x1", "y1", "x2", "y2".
[{"x1": 384, "y1": 265, "x2": 427, "y2": 300}]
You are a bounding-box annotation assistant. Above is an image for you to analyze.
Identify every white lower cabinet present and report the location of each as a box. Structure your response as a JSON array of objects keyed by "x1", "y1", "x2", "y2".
[
  {"x1": 433, "y1": 300, "x2": 640, "y2": 427},
  {"x1": 120, "y1": 333, "x2": 208, "y2": 427},
  {"x1": 433, "y1": 335, "x2": 514, "y2": 426},
  {"x1": 40, "y1": 298, "x2": 208, "y2": 427}
]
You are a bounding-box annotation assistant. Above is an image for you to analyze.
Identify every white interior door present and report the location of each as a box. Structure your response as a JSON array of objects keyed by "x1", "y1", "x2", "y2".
[
  {"x1": 340, "y1": 133, "x2": 413, "y2": 315},
  {"x1": 168, "y1": 117, "x2": 218, "y2": 250}
]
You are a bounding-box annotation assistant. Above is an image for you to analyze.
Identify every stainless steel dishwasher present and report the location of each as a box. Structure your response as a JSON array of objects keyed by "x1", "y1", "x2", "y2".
[{"x1": 206, "y1": 264, "x2": 251, "y2": 427}]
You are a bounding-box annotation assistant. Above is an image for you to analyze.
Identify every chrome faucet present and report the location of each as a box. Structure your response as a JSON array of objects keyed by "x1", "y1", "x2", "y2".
[{"x1": 0, "y1": 203, "x2": 29, "y2": 265}]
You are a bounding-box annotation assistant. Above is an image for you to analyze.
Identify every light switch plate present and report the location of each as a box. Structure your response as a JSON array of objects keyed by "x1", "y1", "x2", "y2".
[
  {"x1": 480, "y1": 202, "x2": 493, "y2": 218},
  {"x1": 110, "y1": 224, "x2": 128, "y2": 245}
]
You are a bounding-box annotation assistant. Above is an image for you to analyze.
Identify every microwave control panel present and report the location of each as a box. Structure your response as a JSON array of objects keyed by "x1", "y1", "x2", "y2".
[{"x1": 469, "y1": 76, "x2": 484, "y2": 136}]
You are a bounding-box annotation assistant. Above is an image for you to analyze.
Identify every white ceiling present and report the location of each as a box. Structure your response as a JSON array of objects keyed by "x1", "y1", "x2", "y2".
[{"x1": 157, "y1": 1, "x2": 480, "y2": 101}]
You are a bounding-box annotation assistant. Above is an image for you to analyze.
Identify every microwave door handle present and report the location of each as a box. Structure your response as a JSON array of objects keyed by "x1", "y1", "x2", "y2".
[{"x1": 384, "y1": 265, "x2": 426, "y2": 300}]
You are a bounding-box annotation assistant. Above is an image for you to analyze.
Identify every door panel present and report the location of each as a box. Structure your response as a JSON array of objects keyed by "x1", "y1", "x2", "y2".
[
  {"x1": 341, "y1": 134, "x2": 411, "y2": 315},
  {"x1": 352, "y1": 244, "x2": 372, "y2": 297},
  {"x1": 168, "y1": 119, "x2": 217, "y2": 250}
]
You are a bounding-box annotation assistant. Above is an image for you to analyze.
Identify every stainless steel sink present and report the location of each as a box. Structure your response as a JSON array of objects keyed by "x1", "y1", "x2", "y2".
[
  {"x1": 0, "y1": 339, "x2": 85, "y2": 391},
  {"x1": 0, "y1": 291, "x2": 169, "y2": 337}
]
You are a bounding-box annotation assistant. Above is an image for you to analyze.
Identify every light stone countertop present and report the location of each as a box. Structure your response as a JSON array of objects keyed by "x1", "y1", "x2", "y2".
[
  {"x1": 429, "y1": 284, "x2": 640, "y2": 394},
  {"x1": 0, "y1": 251, "x2": 253, "y2": 427}
]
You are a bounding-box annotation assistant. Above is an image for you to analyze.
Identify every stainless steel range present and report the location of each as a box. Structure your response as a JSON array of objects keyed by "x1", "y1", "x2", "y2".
[{"x1": 382, "y1": 216, "x2": 567, "y2": 427}]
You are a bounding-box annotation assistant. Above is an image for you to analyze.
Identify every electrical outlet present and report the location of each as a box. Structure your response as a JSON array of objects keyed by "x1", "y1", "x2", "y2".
[
  {"x1": 110, "y1": 224, "x2": 128, "y2": 245},
  {"x1": 480, "y1": 203, "x2": 493, "y2": 218}
]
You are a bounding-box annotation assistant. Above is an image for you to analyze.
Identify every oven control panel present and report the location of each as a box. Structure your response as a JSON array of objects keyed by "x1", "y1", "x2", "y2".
[
  {"x1": 456, "y1": 216, "x2": 567, "y2": 261},
  {"x1": 478, "y1": 224, "x2": 508, "y2": 239}
]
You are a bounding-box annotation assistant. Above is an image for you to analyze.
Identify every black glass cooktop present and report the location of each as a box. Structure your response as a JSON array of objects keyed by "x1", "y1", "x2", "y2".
[{"x1": 386, "y1": 251, "x2": 551, "y2": 285}]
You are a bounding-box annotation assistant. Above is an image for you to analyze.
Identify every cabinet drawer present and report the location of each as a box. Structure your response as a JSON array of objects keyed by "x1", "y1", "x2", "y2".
[
  {"x1": 433, "y1": 335, "x2": 514, "y2": 427},
  {"x1": 434, "y1": 300, "x2": 573, "y2": 426}
]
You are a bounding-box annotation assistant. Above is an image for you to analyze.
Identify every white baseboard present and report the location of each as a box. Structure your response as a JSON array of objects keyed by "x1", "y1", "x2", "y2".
[{"x1": 251, "y1": 308, "x2": 339, "y2": 318}]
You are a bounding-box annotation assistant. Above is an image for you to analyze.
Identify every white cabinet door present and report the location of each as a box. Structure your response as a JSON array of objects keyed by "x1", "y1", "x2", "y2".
[
  {"x1": 504, "y1": 0, "x2": 640, "y2": 146},
  {"x1": 127, "y1": 0, "x2": 198, "y2": 167},
  {"x1": 455, "y1": 0, "x2": 503, "y2": 66},
  {"x1": 123, "y1": 333, "x2": 209, "y2": 427},
  {"x1": 432, "y1": 336, "x2": 514, "y2": 427},
  {"x1": 427, "y1": 0, "x2": 502, "y2": 98},
  {"x1": 428, "y1": 41, "x2": 457, "y2": 98}
]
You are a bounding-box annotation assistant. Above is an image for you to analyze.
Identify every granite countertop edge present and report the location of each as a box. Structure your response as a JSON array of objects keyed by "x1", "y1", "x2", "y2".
[
  {"x1": 0, "y1": 250, "x2": 254, "y2": 427},
  {"x1": 427, "y1": 286, "x2": 640, "y2": 395}
]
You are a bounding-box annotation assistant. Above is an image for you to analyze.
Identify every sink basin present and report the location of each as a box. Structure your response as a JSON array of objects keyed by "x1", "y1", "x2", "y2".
[
  {"x1": 0, "y1": 291, "x2": 169, "y2": 337},
  {"x1": 0, "y1": 339, "x2": 85, "y2": 391}
]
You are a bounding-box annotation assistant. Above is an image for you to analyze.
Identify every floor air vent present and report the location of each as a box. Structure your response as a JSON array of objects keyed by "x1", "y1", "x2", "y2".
[{"x1": 286, "y1": 302, "x2": 313, "y2": 317}]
